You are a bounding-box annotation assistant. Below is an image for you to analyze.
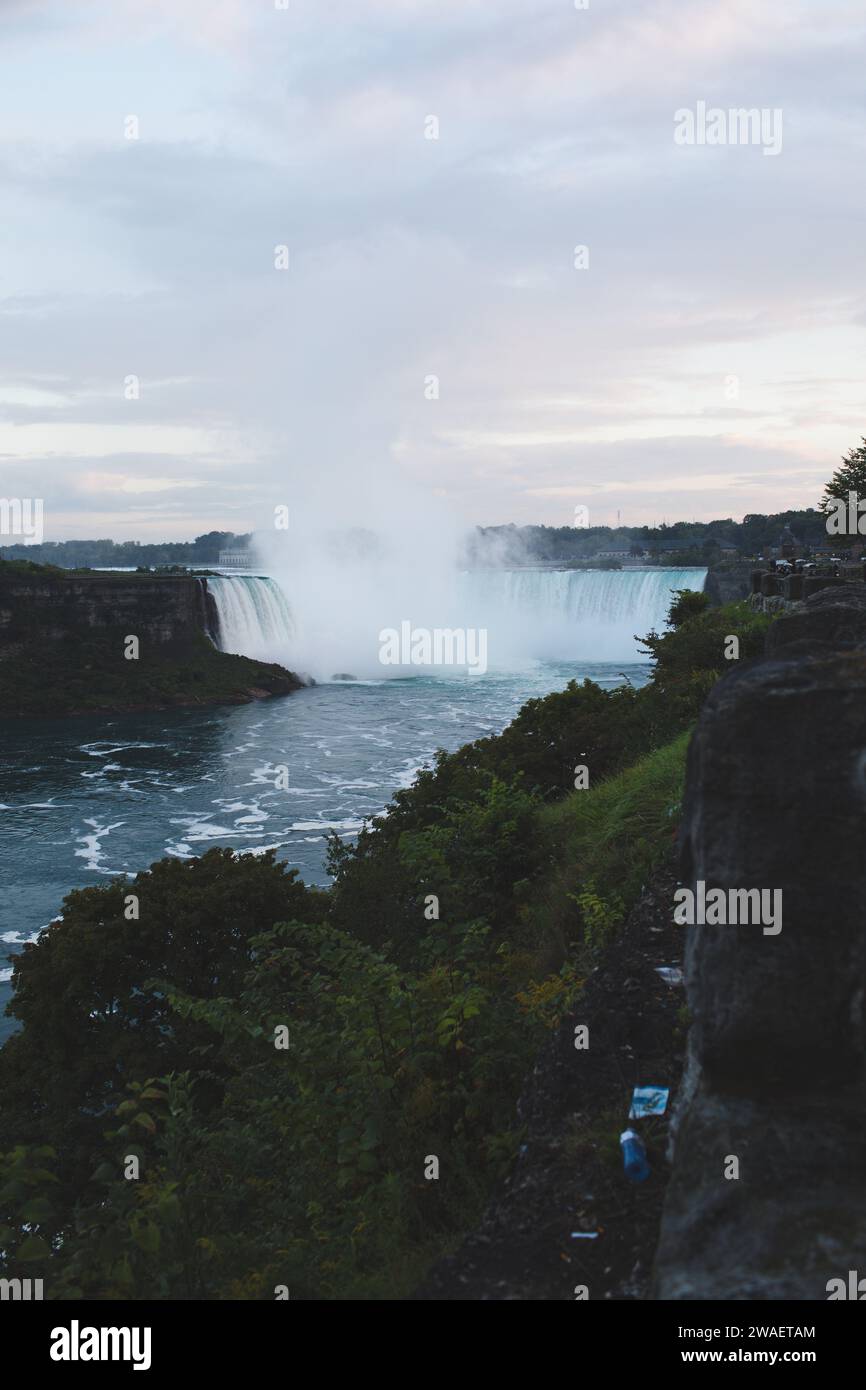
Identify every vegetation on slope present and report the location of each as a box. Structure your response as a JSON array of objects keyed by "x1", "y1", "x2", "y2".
[
  {"x1": 0, "y1": 594, "x2": 770, "y2": 1298},
  {"x1": 0, "y1": 629, "x2": 301, "y2": 717}
]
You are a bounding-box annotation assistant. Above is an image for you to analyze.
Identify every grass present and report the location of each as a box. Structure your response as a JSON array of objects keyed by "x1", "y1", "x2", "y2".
[{"x1": 524, "y1": 732, "x2": 691, "y2": 963}]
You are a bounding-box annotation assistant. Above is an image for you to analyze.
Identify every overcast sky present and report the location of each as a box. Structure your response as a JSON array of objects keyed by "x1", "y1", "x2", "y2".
[{"x1": 1, "y1": 0, "x2": 864, "y2": 541}]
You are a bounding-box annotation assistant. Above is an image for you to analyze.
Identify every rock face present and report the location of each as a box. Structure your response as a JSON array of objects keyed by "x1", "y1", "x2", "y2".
[
  {"x1": 0, "y1": 572, "x2": 209, "y2": 647},
  {"x1": 704, "y1": 562, "x2": 753, "y2": 606},
  {"x1": 653, "y1": 622, "x2": 866, "y2": 1299},
  {"x1": 765, "y1": 584, "x2": 866, "y2": 655},
  {"x1": 0, "y1": 571, "x2": 301, "y2": 717}
]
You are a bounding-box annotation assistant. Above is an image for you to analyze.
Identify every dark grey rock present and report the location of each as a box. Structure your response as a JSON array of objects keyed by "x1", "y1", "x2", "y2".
[
  {"x1": 766, "y1": 584, "x2": 866, "y2": 654},
  {"x1": 654, "y1": 1075, "x2": 866, "y2": 1299},
  {"x1": 704, "y1": 562, "x2": 754, "y2": 606},
  {"x1": 655, "y1": 643, "x2": 866, "y2": 1300},
  {"x1": 678, "y1": 648, "x2": 866, "y2": 1084},
  {"x1": 802, "y1": 575, "x2": 847, "y2": 599}
]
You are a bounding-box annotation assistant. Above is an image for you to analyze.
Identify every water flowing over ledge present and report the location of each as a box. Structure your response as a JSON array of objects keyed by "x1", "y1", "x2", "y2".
[
  {"x1": 206, "y1": 568, "x2": 707, "y2": 673},
  {"x1": 459, "y1": 568, "x2": 708, "y2": 664},
  {"x1": 207, "y1": 574, "x2": 296, "y2": 662}
]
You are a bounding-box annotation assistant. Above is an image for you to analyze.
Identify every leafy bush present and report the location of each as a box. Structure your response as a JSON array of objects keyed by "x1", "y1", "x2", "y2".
[{"x1": 0, "y1": 850, "x2": 326, "y2": 1200}]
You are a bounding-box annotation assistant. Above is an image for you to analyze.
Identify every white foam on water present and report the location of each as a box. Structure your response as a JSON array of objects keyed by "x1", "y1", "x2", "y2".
[
  {"x1": 74, "y1": 819, "x2": 126, "y2": 872},
  {"x1": 289, "y1": 818, "x2": 365, "y2": 833},
  {"x1": 236, "y1": 842, "x2": 291, "y2": 857},
  {"x1": 167, "y1": 818, "x2": 241, "y2": 841},
  {"x1": 79, "y1": 742, "x2": 167, "y2": 757}
]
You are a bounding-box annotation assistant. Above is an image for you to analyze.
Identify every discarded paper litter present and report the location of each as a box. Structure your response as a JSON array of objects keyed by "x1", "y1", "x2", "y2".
[
  {"x1": 629, "y1": 1085, "x2": 669, "y2": 1119},
  {"x1": 655, "y1": 966, "x2": 684, "y2": 987}
]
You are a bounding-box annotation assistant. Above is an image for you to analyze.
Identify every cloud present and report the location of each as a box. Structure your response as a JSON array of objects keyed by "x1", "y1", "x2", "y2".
[{"x1": 0, "y1": 0, "x2": 863, "y2": 539}]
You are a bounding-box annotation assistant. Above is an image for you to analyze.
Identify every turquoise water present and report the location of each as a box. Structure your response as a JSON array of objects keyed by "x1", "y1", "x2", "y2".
[
  {"x1": 1, "y1": 565, "x2": 709, "y2": 1041},
  {"x1": 0, "y1": 661, "x2": 650, "y2": 1041}
]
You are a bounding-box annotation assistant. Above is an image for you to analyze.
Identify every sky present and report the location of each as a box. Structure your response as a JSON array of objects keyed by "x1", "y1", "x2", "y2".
[{"x1": 0, "y1": 0, "x2": 865, "y2": 542}]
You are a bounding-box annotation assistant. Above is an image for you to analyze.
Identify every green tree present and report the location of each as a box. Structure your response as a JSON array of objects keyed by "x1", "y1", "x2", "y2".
[
  {"x1": 0, "y1": 849, "x2": 325, "y2": 1199},
  {"x1": 666, "y1": 587, "x2": 711, "y2": 628},
  {"x1": 820, "y1": 437, "x2": 866, "y2": 538}
]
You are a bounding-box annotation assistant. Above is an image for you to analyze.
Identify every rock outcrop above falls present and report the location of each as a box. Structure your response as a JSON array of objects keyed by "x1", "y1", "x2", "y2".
[
  {"x1": 653, "y1": 596, "x2": 866, "y2": 1300},
  {"x1": 0, "y1": 569, "x2": 302, "y2": 717},
  {"x1": 0, "y1": 571, "x2": 210, "y2": 646},
  {"x1": 704, "y1": 561, "x2": 754, "y2": 606}
]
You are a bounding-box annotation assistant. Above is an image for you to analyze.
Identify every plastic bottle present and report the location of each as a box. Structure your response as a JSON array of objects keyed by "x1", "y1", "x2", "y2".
[{"x1": 620, "y1": 1128, "x2": 650, "y2": 1182}]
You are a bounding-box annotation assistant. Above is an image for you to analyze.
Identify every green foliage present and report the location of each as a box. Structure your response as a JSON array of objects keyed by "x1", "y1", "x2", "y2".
[
  {"x1": 0, "y1": 590, "x2": 753, "y2": 1298},
  {"x1": 528, "y1": 734, "x2": 690, "y2": 958},
  {"x1": 0, "y1": 849, "x2": 325, "y2": 1202},
  {"x1": 638, "y1": 598, "x2": 770, "y2": 732},
  {"x1": 568, "y1": 885, "x2": 626, "y2": 951},
  {"x1": 666, "y1": 587, "x2": 711, "y2": 628},
  {"x1": 820, "y1": 436, "x2": 866, "y2": 536},
  {"x1": 3, "y1": 915, "x2": 545, "y2": 1299},
  {"x1": 0, "y1": 625, "x2": 299, "y2": 719},
  {"x1": 0, "y1": 557, "x2": 64, "y2": 577},
  {"x1": 0, "y1": 1144, "x2": 59, "y2": 1272},
  {"x1": 0, "y1": 739, "x2": 692, "y2": 1299}
]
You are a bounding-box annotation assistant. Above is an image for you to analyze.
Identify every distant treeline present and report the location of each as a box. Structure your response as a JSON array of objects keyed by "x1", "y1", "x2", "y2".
[
  {"x1": 1, "y1": 509, "x2": 830, "y2": 571},
  {"x1": 0, "y1": 531, "x2": 250, "y2": 569},
  {"x1": 468, "y1": 509, "x2": 829, "y2": 566}
]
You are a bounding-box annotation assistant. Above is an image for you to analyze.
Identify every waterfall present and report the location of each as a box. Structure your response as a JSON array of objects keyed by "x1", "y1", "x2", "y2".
[
  {"x1": 207, "y1": 567, "x2": 707, "y2": 673},
  {"x1": 207, "y1": 575, "x2": 295, "y2": 663},
  {"x1": 457, "y1": 567, "x2": 708, "y2": 664}
]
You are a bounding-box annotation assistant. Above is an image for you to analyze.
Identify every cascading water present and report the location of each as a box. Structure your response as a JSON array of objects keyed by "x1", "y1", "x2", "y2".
[
  {"x1": 1, "y1": 564, "x2": 707, "y2": 1023},
  {"x1": 206, "y1": 567, "x2": 707, "y2": 674},
  {"x1": 207, "y1": 575, "x2": 296, "y2": 663},
  {"x1": 458, "y1": 567, "x2": 708, "y2": 664}
]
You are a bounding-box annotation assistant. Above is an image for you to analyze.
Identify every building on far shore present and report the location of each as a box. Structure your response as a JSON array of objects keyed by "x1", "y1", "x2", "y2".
[{"x1": 218, "y1": 550, "x2": 253, "y2": 569}]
